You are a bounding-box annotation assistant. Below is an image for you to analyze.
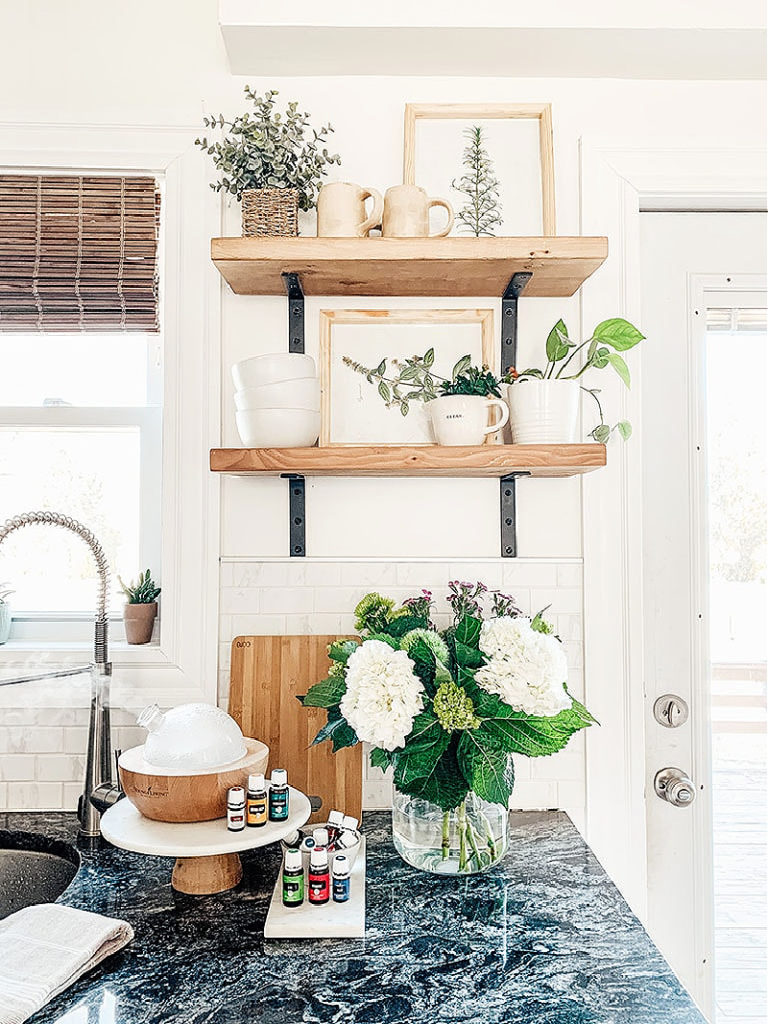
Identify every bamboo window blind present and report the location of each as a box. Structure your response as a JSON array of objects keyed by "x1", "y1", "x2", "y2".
[{"x1": 0, "y1": 174, "x2": 161, "y2": 332}]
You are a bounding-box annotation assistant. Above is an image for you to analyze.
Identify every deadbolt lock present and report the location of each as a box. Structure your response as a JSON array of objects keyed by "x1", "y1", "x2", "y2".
[
  {"x1": 654, "y1": 767, "x2": 697, "y2": 807},
  {"x1": 653, "y1": 694, "x2": 689, "y2": 728}
]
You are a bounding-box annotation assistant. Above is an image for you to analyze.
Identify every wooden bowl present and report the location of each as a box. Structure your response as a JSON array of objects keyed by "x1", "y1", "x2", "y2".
[{"x1": 118, "y1": 738, "x2": 269, "y2": 823}]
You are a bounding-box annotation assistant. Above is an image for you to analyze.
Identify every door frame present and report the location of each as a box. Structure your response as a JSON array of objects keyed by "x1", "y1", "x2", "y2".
[{"x1": 579, "y1": 140, "x2": 767, "y2": 919}]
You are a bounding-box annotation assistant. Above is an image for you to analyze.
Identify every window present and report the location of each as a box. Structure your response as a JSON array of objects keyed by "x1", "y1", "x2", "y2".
[{"x1": 0, "y1": 174, "x2": 162, "y2": 642}]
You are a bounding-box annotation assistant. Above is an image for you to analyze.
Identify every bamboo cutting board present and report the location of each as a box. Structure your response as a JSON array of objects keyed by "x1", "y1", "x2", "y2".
[{"x1": 228, "y1": 636, "x2": 362, "y2": 825}]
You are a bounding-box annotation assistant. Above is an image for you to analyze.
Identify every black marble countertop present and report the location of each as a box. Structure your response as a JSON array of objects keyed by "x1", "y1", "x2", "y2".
[{"x1": 0, "y1": 809, "x2": 706, "y2": 1024}]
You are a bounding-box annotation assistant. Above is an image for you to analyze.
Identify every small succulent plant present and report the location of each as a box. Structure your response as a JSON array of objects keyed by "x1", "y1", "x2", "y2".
[{"x1": 119, "y1": 570, "x2": 161, "y2": 605}]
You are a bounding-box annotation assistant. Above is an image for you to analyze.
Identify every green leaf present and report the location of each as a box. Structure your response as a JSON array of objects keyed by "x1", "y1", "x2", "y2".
[
  {"x1": 310, "y1": 708, "x2": 344, "y2": 746},
  {"x1": 516, "y1": 368, "x2": 545, "y2": 379},
  {"x1": 365, "y1": 632, "x2": 401, "y2": 650},
  {"x1": 617, "y1": 420, "x2": 633, "y2": 440},
  {"x1": 384, "y1": 614, "x2": 428, "y2": 638},
  {"x1": 545, "y1": 319, "x2": 570, "y2": 363},
  {"x1": 331, "y1": 720, "x2": 359, "y2": 752},
  {"x1": 370, "y1": 747, "x2": 393, "y2": 770},
  {"x1": 394, "y1": 740, "x2": 469, "y2": 811},
  {"x1": 407, "y1": 639, "x2": 437, "y2": 693},
  {"x1": 451, "y1": 355, "x2": 472, "y2": 380},
  {"x1": 300, "y1": 675, "x2": 346, "y2": 708},
  {"x1": 592, "y1": 346, "x2": 610, "y2": 369},
  {"x1": 424, "y1": 347, "x2": 435, "y2": 367},
  {"x1": 378, "y1": 380, "x2": 391, "y2": 402},
  {"x1": 593, "y1": 318, "x2": 645, "y2": 351},
  {"x1": 457, "y1": 731, "x2": 515, "y2": 806},
  {"x1": 400, "y1": 401, "x2": 409, "y2": 416},
  {"x1": 454, "y1": 640, "x2": 484, "y2": 669},
  {"x1": 592, "y1": 424, "x2": 611, "y2": 444},
  {"x1": 455, "y1": 614, "x2": 482, "y2": 648},
  {"x1": 607, "y1": 352, "x2": 631, "y2": 388},
  {"x1": 472, "y1": 689, "x2": 593, "y2": 758},
  {"x1": 328, "y1": 639, "x2": 359, "y2": 664}
]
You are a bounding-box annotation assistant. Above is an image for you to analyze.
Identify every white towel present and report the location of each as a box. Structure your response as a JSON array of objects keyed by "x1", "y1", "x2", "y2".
[{"x1": 0, "y1": 903, "x2": 134, "y2": 1024}]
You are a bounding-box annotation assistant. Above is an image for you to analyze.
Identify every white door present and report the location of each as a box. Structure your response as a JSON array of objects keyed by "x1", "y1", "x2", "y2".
[{"x1": 640, "y1": 213, "x2": 767, "y2": 1022}]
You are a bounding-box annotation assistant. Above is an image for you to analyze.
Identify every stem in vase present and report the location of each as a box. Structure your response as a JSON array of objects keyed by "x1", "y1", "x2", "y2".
[
  {"x1": 441, "y1": 810, "x2": 451, "y2": 860},
  {"x1": 466, "y1": 816, "x2": 485, "y2": 869},
  {"x1": 457, "y1": 799, "x2": 468, "y2": 872}
]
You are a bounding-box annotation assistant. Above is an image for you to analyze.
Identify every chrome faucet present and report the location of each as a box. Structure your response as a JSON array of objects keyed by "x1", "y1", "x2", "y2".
[{"x1": 0, "y1": 511, "x2": 116, "y2": 839}]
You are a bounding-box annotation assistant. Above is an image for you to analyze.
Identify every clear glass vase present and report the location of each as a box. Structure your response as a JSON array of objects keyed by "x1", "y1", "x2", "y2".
[{"x1": 392, "y1": 788, "x2": 508, "y2": 875}]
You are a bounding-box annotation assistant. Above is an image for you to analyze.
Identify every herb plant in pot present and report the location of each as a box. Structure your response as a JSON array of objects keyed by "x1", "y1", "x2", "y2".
[
  {"x1": 119, "y1": 570, "x2": 161, "y2": 645},
  {"x1": 196, "y1": 87, "x2": 341, "y2": 237},
  {"x1": 0, "y1": 584, "x2": 13, "y2": 645},
  {"x1": 507, "y1": 317, "x2": 645, "y2": 443},
  {"x1": 344, "y1": 351, "x2": 508, "y2": 445}
]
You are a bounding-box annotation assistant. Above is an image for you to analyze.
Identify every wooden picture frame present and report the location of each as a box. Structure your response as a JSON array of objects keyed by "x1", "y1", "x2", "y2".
[
  {"x1": 319, "y1": 308, "x2": 495, "y2": 446},
  {"x1": 402, "y1": 102, "x2": 556, "y2": 236}
]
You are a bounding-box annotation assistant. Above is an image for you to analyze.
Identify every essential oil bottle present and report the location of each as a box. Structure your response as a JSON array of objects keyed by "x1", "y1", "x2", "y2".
[
  {"x1": 227, "y1": 786, "x2": 245, "y2": 832},
  {"x1": 326, "y1": 810, "x2": 344, "y2": 845},
  {"x1": 246, "y1": 773, "x2": 268, "y2": 828},
  {"x1": 312, "y1": 826, "x2": 329, "y2": 849},
  {"x1": 308, "y1": 846, "x2": 330, "y2": 905},
  {"x1": 332, "y1": 854, "x2": 351, "y2": 903},
  {"x1": 268, "y1": 768, "x2": 290, "y2": 822},
  {"x1": 282, "y1": 848, "x2": 304, "y2": 908}
]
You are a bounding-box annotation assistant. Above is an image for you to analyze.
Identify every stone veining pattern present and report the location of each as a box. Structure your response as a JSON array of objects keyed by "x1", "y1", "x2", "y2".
[{"x1": 0, "y1": 810, "x2": 705, "y2": 1024}]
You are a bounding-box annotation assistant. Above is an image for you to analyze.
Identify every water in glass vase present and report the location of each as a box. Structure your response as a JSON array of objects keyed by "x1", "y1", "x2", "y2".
[{"x1": 392, "y1": 789, "x2": 508, "y2": 875}]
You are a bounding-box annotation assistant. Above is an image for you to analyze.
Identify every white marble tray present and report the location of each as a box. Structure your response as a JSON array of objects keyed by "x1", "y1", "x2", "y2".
[
  {"x1": 264, "y1": 837, "x2": 366, "y2": 938},
  {"x1": 101, "y1": 787, "x2": 311, "y2": 857}
]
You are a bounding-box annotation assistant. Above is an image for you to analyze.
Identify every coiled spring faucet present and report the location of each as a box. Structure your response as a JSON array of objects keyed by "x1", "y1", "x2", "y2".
[{"x1": 0, "y1": 511, "x2": 114, "y2": 839}]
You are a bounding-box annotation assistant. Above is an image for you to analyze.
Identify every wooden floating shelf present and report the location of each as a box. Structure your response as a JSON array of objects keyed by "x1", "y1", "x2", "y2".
[
  {"x1": 210, "y1": 444, "x2": 606, "y2": 478},
  {"x1": 211, "y1": 236, "x2": 608, "y2": 298}
]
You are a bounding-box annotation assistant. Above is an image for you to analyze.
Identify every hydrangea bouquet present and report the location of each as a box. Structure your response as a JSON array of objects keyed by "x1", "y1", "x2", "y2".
[{"x1": 299, "y1": 582, "x2": 596, "y2": 874}]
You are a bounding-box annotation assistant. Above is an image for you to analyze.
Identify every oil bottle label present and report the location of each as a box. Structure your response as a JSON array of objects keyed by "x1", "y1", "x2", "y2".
[
  {"x1": 332, "y1": 877, "x2": 350, "y2": 902},
  {"x1": 283, "y1": 875, "x2": 304, "y2": 905},
  {"x1": 246, "y1": 798, "x2": 267, "y2": 825},
  {"x1": 308, "y1": 872, "x2": 329, "y2": 903},
  {"x1": 269, "y1": 788, "x2": 289, "y2": 821}
]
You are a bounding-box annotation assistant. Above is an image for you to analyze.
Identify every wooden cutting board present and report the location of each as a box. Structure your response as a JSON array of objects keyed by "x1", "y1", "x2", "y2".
[{"x1": 228, "y1": 636, "x2": 362, "y2": 825}]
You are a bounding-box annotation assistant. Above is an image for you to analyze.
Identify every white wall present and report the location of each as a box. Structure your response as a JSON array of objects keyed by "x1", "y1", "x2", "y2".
[{"x1": 0, "y1": 2, "x2": 764, "y2": 823}]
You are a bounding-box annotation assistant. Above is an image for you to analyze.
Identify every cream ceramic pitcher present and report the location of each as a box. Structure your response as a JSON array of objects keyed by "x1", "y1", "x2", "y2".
[
  {"x1": 317, "y1": 181, "x2": 384, "y2": 237},
  {"x1": 382, "y1": 184, "x2": 454, "y2": 238}
]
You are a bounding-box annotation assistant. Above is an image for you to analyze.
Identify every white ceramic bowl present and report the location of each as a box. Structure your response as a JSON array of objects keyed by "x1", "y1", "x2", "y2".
[
  {"x1": 235, "y1": 408, "x2": 320, "y2": 448},
  {"x1": 234, "y1": 378, "x2": 320, "y2": 412},
  {"x1": 282, "y1": 824, "x2": 362, "y2": 870},
  {"x1": 232, "y1": 353, "x2": 317, "y2": 391}
]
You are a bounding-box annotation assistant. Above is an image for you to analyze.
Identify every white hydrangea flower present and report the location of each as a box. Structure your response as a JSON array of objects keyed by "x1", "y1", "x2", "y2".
[
  {"x1": 475, "y1": 616, "x2": 569, "y2": 718},
  {"x1": 340, "y1": 638, "x2": 424, "y2": 751}
]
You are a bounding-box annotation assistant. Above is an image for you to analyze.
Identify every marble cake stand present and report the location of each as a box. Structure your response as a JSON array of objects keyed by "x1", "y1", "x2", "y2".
[{"x1": 101, "y1": 787, "x2": 311, "y2": 895}]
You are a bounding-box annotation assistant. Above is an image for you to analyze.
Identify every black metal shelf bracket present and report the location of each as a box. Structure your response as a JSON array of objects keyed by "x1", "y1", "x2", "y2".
[
  {"x1": 282, "y1": 271, "x2": 305, "y2": 354},
  {"x1": 281, "y1": 474, "x2": 306, "y2": 557},
  {"x1": 499, "y1": 271, "x2": 532, "y2": 558}
]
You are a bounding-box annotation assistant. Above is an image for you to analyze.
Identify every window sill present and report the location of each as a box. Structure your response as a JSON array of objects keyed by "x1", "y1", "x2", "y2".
[{"x1": 0, "y1": 638, "x2": 164, "y2": 665}]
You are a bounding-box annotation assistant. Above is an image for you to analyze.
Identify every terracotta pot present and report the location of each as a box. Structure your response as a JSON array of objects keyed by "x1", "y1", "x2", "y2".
[{"x1": 123, "y1": 602, "x2": 157, "y2": 645}]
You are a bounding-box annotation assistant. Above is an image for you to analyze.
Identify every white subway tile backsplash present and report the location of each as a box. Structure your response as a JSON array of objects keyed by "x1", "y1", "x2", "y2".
[
  {"x1": 7, "y1": 781, "x2": 63, "y2": 810},
  {"x1": 230, "y1": 613, "x2": 287, "y2": 636},
  {"x1": 36, "y1": 755, "x2": 85, "y2": 783},
  {"x1": 220, "y1": 588, "x2": 261, "y2": 614},
  {"x1": 0, "y1": 755, "x2": 36, "y2": 781},
  {"x1": 531, "y1": 587, "x2": 582, "y2": 614}
]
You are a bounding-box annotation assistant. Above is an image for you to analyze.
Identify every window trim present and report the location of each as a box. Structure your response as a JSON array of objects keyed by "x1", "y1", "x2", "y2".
[{"x1": 0, "y1": 124, "x2": 221, "y2": 707}]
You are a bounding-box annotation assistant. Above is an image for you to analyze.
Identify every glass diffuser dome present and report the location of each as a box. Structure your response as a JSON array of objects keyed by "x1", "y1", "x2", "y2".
[{"x1": 137, "y1": 703, "x2": 247, "y2": 771}]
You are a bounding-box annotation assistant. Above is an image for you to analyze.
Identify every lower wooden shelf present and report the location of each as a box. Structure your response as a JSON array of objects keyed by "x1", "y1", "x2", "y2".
[{"x1": 209, "y1": 444, "x2": 606, "y2": 478}]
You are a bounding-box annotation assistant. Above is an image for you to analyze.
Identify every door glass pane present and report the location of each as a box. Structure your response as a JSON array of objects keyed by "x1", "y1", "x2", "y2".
[
  {"x1": 0, "y1": 427, "x2": 141, "y2": 612},
  {"x1": 706, "y1": 307, "x2": 768, "y2": 1023}
]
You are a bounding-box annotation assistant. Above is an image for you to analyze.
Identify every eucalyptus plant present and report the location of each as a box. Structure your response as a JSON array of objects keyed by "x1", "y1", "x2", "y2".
[
  {"x1": 343, "y1": 350, "x2": 502, "y2": 416},
  {"x1": 511, "y1": 317, "x2": 645, "y2": 442},
  {"x1": 118, "y1": 570, "x2": 161, "y2": 605},
  {"x1": 195, "y1": 87, "x2": 341, "y2": 209}
]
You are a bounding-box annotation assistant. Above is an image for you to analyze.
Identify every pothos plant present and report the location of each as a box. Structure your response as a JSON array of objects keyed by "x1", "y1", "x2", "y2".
[
  {"x1": 343, "y1": 350, "x2": 501, "y2": 416},
  {"x1": 298, "y1": 582, "x2": 596, "y2": 871},
  {"x1": 195, "y1": 87, "x2": 341, "y2": 209},
  {"x1": 511, "y1": 317, "x2": 645, "y2": 442}
]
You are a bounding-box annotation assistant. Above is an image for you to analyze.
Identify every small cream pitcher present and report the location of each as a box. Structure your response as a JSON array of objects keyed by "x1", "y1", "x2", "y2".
[
  {"x1": 317, "y1": 181, "x2": 384, "y2": 237},
  {"x1": 382, "y1": 184, "x2": 454, "y2": 238}
]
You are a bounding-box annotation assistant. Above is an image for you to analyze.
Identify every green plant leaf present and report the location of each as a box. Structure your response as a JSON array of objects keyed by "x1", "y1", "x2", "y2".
[
  {"x1": 331, "y1": 720, "x2": 359, "y2": 752},
  {"x1": 424, "y1": 347, "x2": 435, "y2": 367},
  {"x1": 592, "y1": 346, "x2": 610, "y2": 369},
  {"x1": 515, "y1": 368, "x2": 545, "y2": 379},
  {"x1": 592, "y1": 424, "x2": 611, "y2": 443},
  {"x1": 454, "y1": 614, "x2": 483, "y2": 648},
  {"x1": 451, "y1": 355, "x2": 472, "y2": 380},
  {"x1": 472, "y1": 689, "x2": 593, "y2": 758},
  {"x1": 407, "y1": 639, "x2": 437, "y2": 694},
  {"x1": 394, "y1": 739, "x2": 469, "y2": 811},
  {"x1": 593, "y1": 318, "x2": 645, "y2": 351},
  {"x1": 404, "y1": 709, "x2": 451, "y2": 756},
  {"x1": 617, "y1": 420, "x2": 633, "y2": 440},
  {"x1": 454, "y1": 640, "x2": 484, "y2": 669},
  {"x1": 378, "y1": 381, "x2": 391, "y2": 402},
  {"x1": 457, "y1": 731, "x2": 515, "y2": 805},
  {"x1": 607, "y1": 352, "x2": 631, "y2": 388},
  {"x1": 328, "y1": 639, "x2": 359, "y2": 664},
  {"x1": 370, "y1": 747, "x2": 393, "y2": 770},
  {"x1": 384, "y1": 614, "x2": 428, "y2": 638},
  {"x1": 299, "y1": 675, "x2": 346, "y2": 708},
  {"x1": 545, "y1": 319, "x2": 570, "y2": 363}
]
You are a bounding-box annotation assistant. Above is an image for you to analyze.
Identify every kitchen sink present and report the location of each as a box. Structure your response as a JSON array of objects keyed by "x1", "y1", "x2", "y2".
[{"x1": 0, "y1": 831, "x2": 80, "y2": 918}]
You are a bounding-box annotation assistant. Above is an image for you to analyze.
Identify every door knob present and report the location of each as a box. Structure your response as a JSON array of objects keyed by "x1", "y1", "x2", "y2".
[{"x1": 654, "y1": 767, "x2": 696, "y2": 807}]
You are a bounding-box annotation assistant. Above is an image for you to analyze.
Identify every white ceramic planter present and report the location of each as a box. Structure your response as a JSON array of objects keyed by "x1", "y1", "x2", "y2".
[
  {"x1": 0, "y1": 603, "x2": 10, "y2": 645},
  {"x1": 428, "y1": 395, "x2": 508, "y2": 446},
  {"x1": 506, "y1": 380, "x2": 580, "y2": 444},
  {"x1": 236, "y1": 408, "x2": 320, "y2": 448},
  {"x1": 232, "y1": 353, "x2": 316, "y2": 391},
  {"x1": 234, "y1": 378, "x2": 320, "y2": 412}
]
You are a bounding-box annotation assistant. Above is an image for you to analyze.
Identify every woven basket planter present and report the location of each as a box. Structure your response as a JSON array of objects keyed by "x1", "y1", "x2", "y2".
[{"x1": 241, "y1": 188, "x2": 300, "y2": 237}]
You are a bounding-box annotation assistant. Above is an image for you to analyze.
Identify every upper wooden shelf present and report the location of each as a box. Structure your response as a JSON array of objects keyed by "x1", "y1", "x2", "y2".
[
  {"x1": 210, "y1": 444, "x2": 606, "y2": 478},
  {"x1": 211, "y1": 236, "x2": 608, "y2": 298}
]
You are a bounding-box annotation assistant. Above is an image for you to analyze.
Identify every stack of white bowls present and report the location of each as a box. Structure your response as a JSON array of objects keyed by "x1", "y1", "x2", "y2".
[{"x1": 232, "y1": 353, "x2": 321, "y2": 447}]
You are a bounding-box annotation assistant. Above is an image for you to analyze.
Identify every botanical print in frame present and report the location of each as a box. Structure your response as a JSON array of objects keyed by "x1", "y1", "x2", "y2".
[
  {"x1": 319, "y1": 308, "x2": 495, "y2": 446},
  {"x1": 402, "y1": 103, "x2": 555, "y2": 237}
]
